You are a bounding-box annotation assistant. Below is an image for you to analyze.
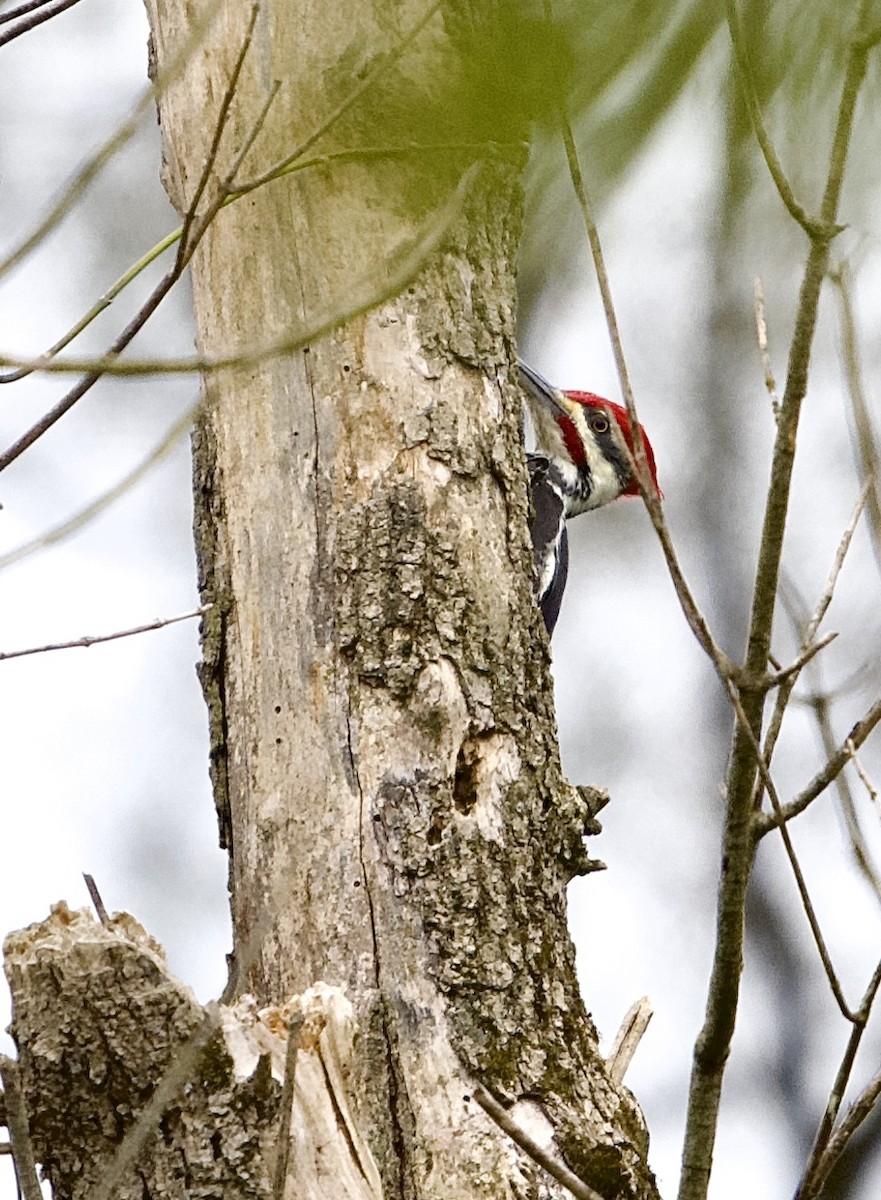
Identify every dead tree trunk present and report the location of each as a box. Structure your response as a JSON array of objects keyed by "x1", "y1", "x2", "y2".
[{"x1": 3, "y1": 2, "x2": 659, "y2": 1197}]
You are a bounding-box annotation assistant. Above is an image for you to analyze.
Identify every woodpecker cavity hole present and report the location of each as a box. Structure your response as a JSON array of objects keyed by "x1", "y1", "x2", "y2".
[{"x1": 452, "y1": 740, "x2": 479, "y2": 815}]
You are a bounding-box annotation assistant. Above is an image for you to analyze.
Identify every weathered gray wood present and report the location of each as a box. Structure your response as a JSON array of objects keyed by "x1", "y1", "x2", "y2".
[{"x1": 3, "y1": 2, "x2": 660, "y2": 1197}]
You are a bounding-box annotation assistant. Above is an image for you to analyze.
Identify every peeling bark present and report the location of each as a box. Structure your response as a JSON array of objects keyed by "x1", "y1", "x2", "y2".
[{"x1": 2, "y1": 2, "x2": 660, "y2": 1197}]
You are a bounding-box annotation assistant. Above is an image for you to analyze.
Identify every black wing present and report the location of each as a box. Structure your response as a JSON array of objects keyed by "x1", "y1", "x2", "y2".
[{"x1": 527, "y1": 454, "x2": 569, "y2": 637}]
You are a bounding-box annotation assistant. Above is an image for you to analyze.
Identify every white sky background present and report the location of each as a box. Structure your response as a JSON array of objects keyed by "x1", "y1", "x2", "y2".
[{"x1": 2, "y1": 3, "x2": 881, "y2": 1199}]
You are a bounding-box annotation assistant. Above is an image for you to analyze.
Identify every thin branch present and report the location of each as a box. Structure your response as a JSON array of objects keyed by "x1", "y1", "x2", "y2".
[
  {"x1": 0, "y1": 141, "x2": 519, "y2": 387},
  {"x1": 0, "y1": 158, "x2": 479, "y2": 384},
  {"x1": 232, "y1": 0, "x2": 443, "y2": 195},
  {"x1": 0, "y1": 9, "x2": 273, "y2": 474},
  {"x1": 83, "y1": 874, "x2": 110, "y2": 926},
  {"x1": 175, "y1": 2, "x2": 261, "y2": 270},
  {"x1": 756, "y1": 694, "x2": 881, "y2": 835},
  {"x1": 753, "y1": 276, "x2": 780, "y2": 421},
  {"x1": 472, "y1": 1084, "x2": 604, "y2": 1200},
  {"x1": 0, "y1": 1057, "x2": 43, "y2": 1200},
  {"x1": 0, "y1": 0, "x2": 66, "y2": 25},
  {"x1": 0, "y1": 401, "x2": 198, "y2": 571},
  {"x1": 829, "y1": 263, "x2": 881, "y2": 575},
  {"x1": 676, "y1": 7, "x2": 871, "y2": 1194},
  {"x1": 725, "y1": 0, "x2": 829, "y2": 238},
  {"x1": 830, "y1": 718, "x2": 881, "y2": 903},
  {"x1": 0, "y1": 231, "x2": 180, "y2": 386},
  {"x1": 0, "y1": 274, "x2": 178, "y2": 465},
  {"x1": 797, "y1": 957, "x2": 881, "y2": 1199},
  {"x1": 802, "y1": 1063, "x2": 881, "y2": 1197},
  {"x1": 0, "y1": 0, "x2": 84, "y2": 47},
  {"x1": 848, "y1": 737, "x2": 880, "y2": 807},
  {"x1": 0, "y1": 160, "x2": 476, "y2": 565},
  {"x1": 558, "y1": 116, "x2": 742, "y2": 688},
  {"x1": 0, "y1": 605, "x2": 210, "y2": 662},
  {"x1": 778, "y1": 585, "x2": 881, "y2": 904},
  {"x1": 756, "y1": 484, "x2": 869, "y2": 791},
  {"x1": 716, "y1": 683, "x2": 855, "y2": 1021},
  {"x1": 605, "y1": 998, "x2": 653, "y2": 1085},
  {"x1": 0, "y1": 0, "x2": 224, "y2": 283},
  {"x1": 272, "y1": 1014, "x2": 304, "y2": 1200},
  {"x1": 804, "y1": 485, "x2": 870, "y2": 644},
  {"x1": 768, "y1": 631, "x2": 838, "y2": 685}
]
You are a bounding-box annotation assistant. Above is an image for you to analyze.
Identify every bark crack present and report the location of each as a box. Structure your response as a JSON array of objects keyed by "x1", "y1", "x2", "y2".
[
  {"x1": 346, "y1": 705, "x2": 413, "y2": 1200},
  {"x1": 346, "y1": 707, "x2": 380, "y2": 986},
  {"x1": 305, "y1": 351, "x2": 323, "y2": 570},
  {"x1": 317, "y1": 1051, "x2": 376, "y2": 1190}
]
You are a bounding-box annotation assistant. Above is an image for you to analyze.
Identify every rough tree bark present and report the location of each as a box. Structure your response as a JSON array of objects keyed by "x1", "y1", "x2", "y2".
[{"x1": 3, "y1": 2, "x2": 659, "y2": 1198}]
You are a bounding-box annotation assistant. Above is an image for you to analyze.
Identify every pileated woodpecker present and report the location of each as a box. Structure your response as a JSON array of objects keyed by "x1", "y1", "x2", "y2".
[{"x1": 519, "y1": 359, "x2": 661, "y2": 636}]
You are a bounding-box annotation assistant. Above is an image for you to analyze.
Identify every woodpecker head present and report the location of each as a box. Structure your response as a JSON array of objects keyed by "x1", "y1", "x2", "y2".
[{"x1": 519, "y1": 359, "x2": 660, "y2": 516}]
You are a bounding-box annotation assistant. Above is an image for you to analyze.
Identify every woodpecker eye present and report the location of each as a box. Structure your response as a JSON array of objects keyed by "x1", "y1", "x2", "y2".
[{"x1": 589, "y1": 414, "x2": 610, "y2": 435}]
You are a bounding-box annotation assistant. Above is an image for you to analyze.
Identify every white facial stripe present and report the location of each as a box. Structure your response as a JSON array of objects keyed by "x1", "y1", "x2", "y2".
[
  {"x1": 527, "y1": 390, "x2": 630, "y2": 516},
  {"x1": 565, "y1": 404, "x2": 626, "y2": 514}
]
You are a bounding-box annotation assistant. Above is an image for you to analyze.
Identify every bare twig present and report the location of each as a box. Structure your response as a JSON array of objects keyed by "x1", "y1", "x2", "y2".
[
  {"x1": 0, "y1": 5, "x2": 271, "y2": 475},
  {"x1": 232, "y1": 0, "x2": 443, "y2": 195},
  {"x1": 175, "y1": 2, "x2": 261, "y2": 269},
  {"x1": 756, "y1": 484, "x2": 869, "y2": 791},
  {"x1": 0, "y1": 401, "x2": 198, "y2": 571},
  {"x1": 797, "y1": 957, "x2": 881, "y2": 1199},
  {"x1": 0, "y1": 167, "x2": 475, "y2": 567},
  {"x1": 768, "y1": 631, "x2": 838, "y2": 685},
  {"x1": 676, "y1": 9, "x2": 872, "y2": 1192},
  {"x1": 0, "y1": 139, "x2": 519, "y2": 388},
  {"x1": 0, "y1": 162, "x2": 476, "y2": 555},
  {"x1": 801, "y1": 1062, "x2": 881, "y2": 1197},
  {"x1": 605, "y1": 998, "x2": 653, "y2": 1085},
  {"x1": 780, "y1": 586, "x2": 881, "y2": 904},
  {"x1": 83, "y1": 874, "x2": 110, "y2": 926},
  {"x1": 557, "y1": 117, "x2": 742, "y2": 688},
  {"x1": 472, "y1": 1084, "x2": 604, "y2": 1200},
  {"x1": 272, "y1": 1013, "x2": 305, "y2": 1200},
  {"x1": 0, "y1": 0, "x2": 223, "y2": 284},
  {"x1": 715, "y1": 682, "x2": 855, "y2": 1021},
  {"x1": 0, "y1": 275, "x2": 181, "y2": 467},
  {"x1": 803, "y1": 484, "x2": 870, "y2": 643},
  {"x1": 831, "y1": 746, "x2": 881, "y2": 904},
  {"x1": 847, "y1": 737, "x2": 879, "y2": 807},
  {"x1": 0, "y1": 0, "x2": 66, "y2": 24},
  {"x1": 0, "y1": 605, "x2": 210, "y2": 662},
  {"x1": 0, "y1": 0, "x2": 84, "y2": 47},
  {"x1": 829, "y1": 263, "x2": 881, "y2": 574},
  {"x1": 0, "y1": 1057, "x2": 43, "y2": 1200},
  {"x1": 0, "y1": 157, "x2": 479, "y2": 385},
  {"x1": 753, "y1": 277, "x2": 780, "y2": 420},
  {"x1": 756, "y1": 694, "x2": 881, "y2": 836},
  {"x1": 725, "y1": 0, "x2": 831, "y2": 238}
]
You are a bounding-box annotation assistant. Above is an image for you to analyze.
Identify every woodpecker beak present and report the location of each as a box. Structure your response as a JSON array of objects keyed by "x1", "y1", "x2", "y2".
[{"x1": 517, "y1": 359, "x2": 575, "y2": 421}]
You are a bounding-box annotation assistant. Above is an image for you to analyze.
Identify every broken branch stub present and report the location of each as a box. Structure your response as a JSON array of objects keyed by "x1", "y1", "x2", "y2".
[{"x1": 3, "y1": 903, "x2": 384, "y2": 1200}]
